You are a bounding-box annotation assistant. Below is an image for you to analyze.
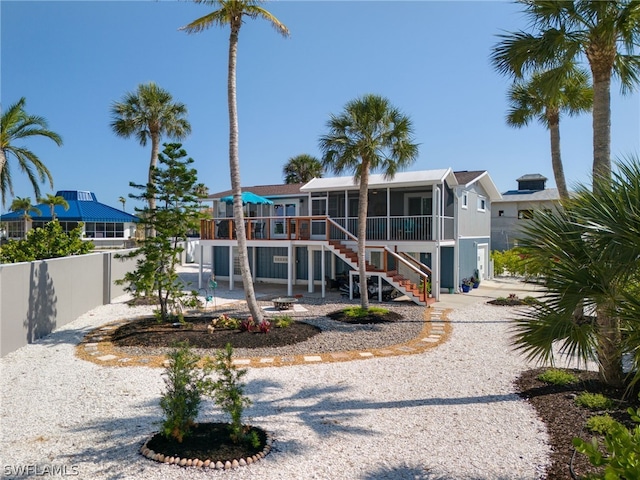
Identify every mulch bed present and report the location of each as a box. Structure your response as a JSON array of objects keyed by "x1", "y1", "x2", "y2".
[
  {"x1": 110, "y1": 316, "x2": 322, "y2": 349},
  {"x1": 515, "y1": 367, "x2": 639, "y2": 479}
]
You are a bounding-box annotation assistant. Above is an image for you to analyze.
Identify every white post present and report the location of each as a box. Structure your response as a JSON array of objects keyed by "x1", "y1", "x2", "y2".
[
  {"x1": 321, "y1": 244, "x2": 326, "y2": 298},
  {"x1": 287, "y1": 243, "x2": 293, "y2": 296},
  {"x1": 228, "y1": 246, "x2": 234, "y2": 290},
  {"x1": 307, "y1": 247, "x2": 314, "y2": 293}
]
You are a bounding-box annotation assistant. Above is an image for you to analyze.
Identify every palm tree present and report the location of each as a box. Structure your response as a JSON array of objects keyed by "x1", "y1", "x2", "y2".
[
  {"x1": 118, "y1": 196, "x2": 126, "y2": 211},
  {"x1": 181, "y1": 0, "x2": 289, "y2": 323},
  {"x1": 1, "y1": 97, "x2": 63, "y2": 206},
  {"x1": 506, "y1": 65, "x2": 593, "y2": 199},
  {"x1": 9, "y1": 196, "x2": 41, "y2": 239},
  {"x1": 110, "y1": 82, "x2": 192, "y2": 218},
  {"x1": 514, "y1": 156, "x2": 640, "y2": 388},
  {"x1": 491, "y1": 0, "x2": 640, "y2": 185},
  {"x1": 38, "y1": 193, "x2": 69, "y2": 220},
  {"x1": 319, "y1": 94, "x2": 419, "y2": 310},
  {"x1": 282, "y1": 154, "x2": 323, "y2": 184}
]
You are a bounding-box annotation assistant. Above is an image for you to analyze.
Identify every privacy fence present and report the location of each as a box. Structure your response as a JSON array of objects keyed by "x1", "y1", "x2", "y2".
[{"x1": 0, "y1": 249, "x2": 138, "y2": 357}]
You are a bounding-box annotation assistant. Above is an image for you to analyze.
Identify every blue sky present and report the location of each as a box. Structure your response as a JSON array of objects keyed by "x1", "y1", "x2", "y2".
[{"x1": 2, "y1": 0, "x2": 639, "y2": 212}]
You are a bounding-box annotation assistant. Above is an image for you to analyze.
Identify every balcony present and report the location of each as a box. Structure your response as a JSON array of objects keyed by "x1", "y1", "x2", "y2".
[{"x1": 200, "y1": 215, "x2": 454, "y2": 242}]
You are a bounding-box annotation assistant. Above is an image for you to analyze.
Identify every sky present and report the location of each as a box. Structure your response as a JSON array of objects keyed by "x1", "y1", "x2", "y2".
[{"x1": 2, "y1": 0, "x2": 639, "y2": 213}]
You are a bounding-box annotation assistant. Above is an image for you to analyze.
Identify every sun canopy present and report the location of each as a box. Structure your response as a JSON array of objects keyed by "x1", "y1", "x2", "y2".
[{"x1": 220, "y1": 191, "x2": 273, "y2": 205}]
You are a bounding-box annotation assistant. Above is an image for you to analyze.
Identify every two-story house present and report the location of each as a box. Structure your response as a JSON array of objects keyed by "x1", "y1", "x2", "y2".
[
  {"x1": 491, "y1": 174, "x2": 563, "y2": 251},
  {"x1": 196, "y1": 168, "x2": 500, "y2": 305}
]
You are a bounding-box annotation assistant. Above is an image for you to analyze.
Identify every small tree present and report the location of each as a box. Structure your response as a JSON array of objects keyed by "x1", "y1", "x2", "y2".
[
  {"x1": 117, "y1": 143, "x2": 203, "y2": 322},
  {"x1": 212, "y1": 343, "x2": 254, "y2": 445},
  {"x1": 160, "y1": 342, "x2": 214, "y2": 443}
]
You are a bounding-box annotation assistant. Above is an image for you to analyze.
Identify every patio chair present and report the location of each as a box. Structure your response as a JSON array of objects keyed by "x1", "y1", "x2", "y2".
[{"x1": 254, "y1": 221, "x2": 265, "y2": 239}]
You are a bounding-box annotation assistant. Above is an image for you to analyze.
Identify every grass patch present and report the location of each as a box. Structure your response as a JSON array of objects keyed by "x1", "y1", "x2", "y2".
[
  {"x1": 585, "y1": 414, "x2": 618, "y2": 435},
  {"x1": 575, "y1": 392, "x2": 614, "y2": 411},
  {"x1": 537, "y1": 368, "x2": 578, "y2": 386},
  {"x1": 342, "y1": 306, "x2": 390, "y2": 318}
]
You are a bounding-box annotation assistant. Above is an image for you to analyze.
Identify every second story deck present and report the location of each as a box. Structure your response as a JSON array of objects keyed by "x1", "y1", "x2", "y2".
[{"x1": 200, "y1": 215, "x2": 455, "y2": 242}]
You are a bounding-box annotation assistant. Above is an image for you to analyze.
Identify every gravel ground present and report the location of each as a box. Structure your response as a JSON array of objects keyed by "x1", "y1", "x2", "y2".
[{"x1": 1, "y1": 295, "x2": 552, "y2": 480}]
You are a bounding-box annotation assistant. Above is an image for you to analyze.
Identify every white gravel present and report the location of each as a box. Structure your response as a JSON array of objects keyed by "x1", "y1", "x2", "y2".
[{"x1": 0, "y1": 295, "x2": 560, "y2": 480}]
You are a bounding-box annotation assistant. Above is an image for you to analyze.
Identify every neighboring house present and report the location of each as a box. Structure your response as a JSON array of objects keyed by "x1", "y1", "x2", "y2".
[
  {"x1": 197, "y1": 169, "x2": 500, "y2": 305},
  {"x1": 1, "y1": 190, "x2": 139, "y2": 248},
  {"x1": 491, "y1": 174, "x2": 563, "y2": 251}
]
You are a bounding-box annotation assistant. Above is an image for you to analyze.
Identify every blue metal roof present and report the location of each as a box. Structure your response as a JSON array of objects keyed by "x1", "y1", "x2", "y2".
[{"x1": 1, "y1": 191, "x2": 139, "y2": 222}]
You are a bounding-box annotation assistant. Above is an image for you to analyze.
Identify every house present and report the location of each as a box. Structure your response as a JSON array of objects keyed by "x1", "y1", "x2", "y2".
[
  {"x1": 491, "y1": 174, "x2": 563, "y2": 251},
  {"x1": 1, "y1": 190, "x2": 139, "y2": 248},
  {"x1": 196, "y1": 168, "x2": 501, "y2": 305}
]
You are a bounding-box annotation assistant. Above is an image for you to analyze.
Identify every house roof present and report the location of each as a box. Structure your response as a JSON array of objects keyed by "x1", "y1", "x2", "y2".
[
  {"x1": 495, "y1": 188, "x2": 561, "y2": 203},
  {"x1": 452, "y1": 170, "x2": 502, "y2": 201},
  {"x1": 301, "y1": 169, "x2": 455, "y2": 191},
  {"x1": 207, "y1": 169, "x2": 502, "y2": 202},
  {"x1": 516, "y1": 173, "x2": 548, "y2": 182},
  {"x1": 208, "y1": 183, "x2": 304, "y2": 199},
  {"x1": 1, "y1": 191, "x2": 139, "y2": 222}
]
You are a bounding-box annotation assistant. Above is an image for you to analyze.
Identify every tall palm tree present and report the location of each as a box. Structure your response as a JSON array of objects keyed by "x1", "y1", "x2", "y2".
[
  {"x1": 514, "y1": 156, "x2": 640, "y2": 388},
  {"x1": 491, "y1": 0, "x2": 640, "y2": 185},
  {"x1": 282, "y1": 154, "x2": 323, "y2": 184},
  {"x1": 319, "y1": 94, "x2": 419, "y2": 309},
  {"x1": 38, "y1": 193, "x2": 69, "y2": 220},
  {"x1": 1, "y1": 97, "x2": 63, "y2": 206},
  {"x1": 110, "y1": 82, "x2": 192, "y2": 217},
  {"x1": 10, "y1": 196, "x2": 41, "y2": 239},
  {"x1": 181, "y1": 0, "x2": 289, "y2": 323},
  {"x1": 118, "y1": 196, "x2": 126, "y2": 211},
  {"x1": 506, "y1": 65, "x2": 593, "y2": 199}
]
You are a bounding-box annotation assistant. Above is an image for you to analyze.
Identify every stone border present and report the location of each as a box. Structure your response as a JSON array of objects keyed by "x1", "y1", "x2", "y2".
[
  {"x1": 140, "y1": 425, "x2": 274, "y2": 469},
  {"x1": 75, "y1": 306, "x2": 451, "y2": 368}
]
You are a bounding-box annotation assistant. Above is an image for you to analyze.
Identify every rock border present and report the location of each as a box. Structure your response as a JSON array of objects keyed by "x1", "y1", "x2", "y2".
[{"x1": 139, "y1": 425, "x2": 274, "y2": 470}]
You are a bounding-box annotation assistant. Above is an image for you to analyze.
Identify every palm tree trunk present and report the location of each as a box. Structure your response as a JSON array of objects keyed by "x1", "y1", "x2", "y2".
[
  {"x1": 148, "y1": 133, "x2": 160, "y2": 237},
  {"x1": 228, "y1": 20, "x2": 262, "y2": 323},
  {"x1": 596, "y1": 303, "x2": 623, "y2": 388},
  {"x1": 548, "y1": 112, "x2": 569, "y2": 200},
  {"x1": 590, "y1": 61, "x2": 612, "y2": 187},
  {"x1": 358, "y1": 164, "x2": 370, "y2": 310}
]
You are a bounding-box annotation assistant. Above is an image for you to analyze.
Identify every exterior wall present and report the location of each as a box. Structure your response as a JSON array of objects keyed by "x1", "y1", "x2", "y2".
[
  {"x1": 491, "y1": 199, "x2": 557, "y2": 251},
  {"x1": 458, "y1": 237, "x2": 489, "y2": 284},
  {"x1": 0, "y1": 249, "x2": 138, "y2": 357},
  {"x1": 457, "y1": 184, "x2": 492, "y2": 239}
]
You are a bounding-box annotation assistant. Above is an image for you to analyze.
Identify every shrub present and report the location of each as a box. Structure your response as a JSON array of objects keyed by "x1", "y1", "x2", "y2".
[
  {"x1": 0, "y1": 220, "x2": 93, "y2": 263},
  {"x1": 573, "y1": 406, "x2": 640, "y2": 478},
  {"x1": 213, "y1": 314, "x2": 241, "y2": 330},
  {"x1": 159, "y1": 342, "x2": 214, "y2": 443},
  {"x1": 210, "y1": 343, "x2": 255, "y2": 445},
  {"x1": 343, "y1": 306, "x2": 389, "y2": 318},
  {"x1": 240, "y1": 317, "x2": 271, "y2": 333},
  {"x1": 537, "y1": 368, "x2": 578, "y2": 386},
  {"x1": 586, "y1": 414, "x2": 619, "y2": 435},
  {"x1": 575, "y1": 392, "x2": 614, "y2": 411},
  {"x1": 273, "y1": 315, "x2": 293, "y2": 328}
]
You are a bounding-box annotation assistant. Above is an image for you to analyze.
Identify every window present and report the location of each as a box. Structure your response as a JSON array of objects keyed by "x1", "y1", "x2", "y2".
[
  {"x1": 518, "y1": 210, "x2": 534, "y2": 220},
  {"x1": 477, "y1": 197, "x2": 486, "y2": 212},
  {"x1": 462, "y1": 192, "x2": 468, "y2": 209},
  {"x1": 84, "y1": 222, "x2": 125, "y2": 238}
]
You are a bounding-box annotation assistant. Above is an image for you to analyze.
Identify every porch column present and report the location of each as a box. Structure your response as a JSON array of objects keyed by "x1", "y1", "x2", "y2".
[
  {"x1": 287, "y1": 244, "x2": 293, "y2": 296},
  {"x1": 321, "y1": 244, "x2": 326, "y2": 298},
  {"x1": 228, "y1": 245, "x2": 234, "y2": 290},
  {"x1": 307, "y1": 247, "x2": 314, "y2": 293},
  {"x1": 386, "y1": 187, "x2": 391, "y2": 241},
  {"x1": 198, "y1": 244, "x2": 204, "y2": 289}
]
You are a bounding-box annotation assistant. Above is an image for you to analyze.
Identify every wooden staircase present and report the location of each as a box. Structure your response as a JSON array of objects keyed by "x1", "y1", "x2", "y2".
[{"x1": 326, "y1": 239, "x2": 432, "y2": 306}]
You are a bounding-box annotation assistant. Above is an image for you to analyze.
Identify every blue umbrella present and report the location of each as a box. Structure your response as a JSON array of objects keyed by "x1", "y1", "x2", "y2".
[{"x1": 220, "y1": 191, "x2": 273, "y2": 205}]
